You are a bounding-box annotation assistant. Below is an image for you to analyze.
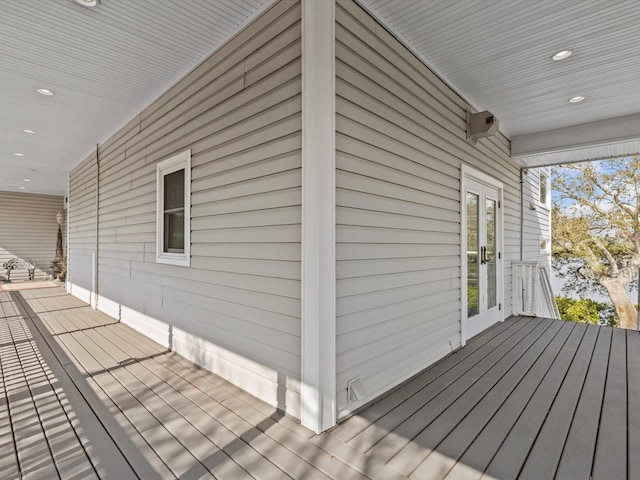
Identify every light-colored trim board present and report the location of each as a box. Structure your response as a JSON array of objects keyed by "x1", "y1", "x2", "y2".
[{"x1": 300, "y1": 0, "x2": 337, "y2": 433}]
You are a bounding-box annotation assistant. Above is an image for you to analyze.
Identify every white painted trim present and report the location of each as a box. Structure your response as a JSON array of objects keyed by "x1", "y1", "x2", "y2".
[
  {"x1": 460, "y1": 164, "x2": 504, "y2": 346},
  {"x1": 300, "y1": 0, "x2": 337, "y2": 434},
  {"x1": 538, "y1": 169, "x2": 551, "y2": 209},
  {"x1": 156, "y1": 150, "x2": 191, "y2": 267}
]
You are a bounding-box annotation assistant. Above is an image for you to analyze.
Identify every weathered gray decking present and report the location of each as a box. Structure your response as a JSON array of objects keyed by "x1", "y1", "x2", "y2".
[{"x1": 1, "y1": 287, "x2": 638, "y2": 479}]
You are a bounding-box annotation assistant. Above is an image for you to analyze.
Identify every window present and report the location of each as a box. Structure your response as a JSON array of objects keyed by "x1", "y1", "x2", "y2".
[
  {"x1": 539, "y1": 171, "x2": 550, "y2": 207},
  {"x1": 156, "y1": 150, "x2": 191, "y2": 266},
  {"x1": 540, "y1": 236, "x2": 550, "y2": 253}
]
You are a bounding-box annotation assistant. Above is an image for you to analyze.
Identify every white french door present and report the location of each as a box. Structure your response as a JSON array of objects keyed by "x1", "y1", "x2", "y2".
[{"x1": 462, "y1": 169, "x2": 503, "y2": 343}]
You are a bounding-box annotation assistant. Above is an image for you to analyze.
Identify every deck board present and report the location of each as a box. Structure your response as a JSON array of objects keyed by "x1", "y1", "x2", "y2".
[
  {"x1": 504, "y1": 323, "x2": 596, "y2": 480},
  {"x1": 554, "y1": 326, "x2": 611, "y2": 479},
  {"x1": 627, "y1": 330, "x2": 640, "y2": 480},
  {"x1": 331, "y1": 318, "x2": 529, "y2": 444},
  {"x1": 3, "y1": 287, "x2": 640, "y2": 479},
  {"x1": 387, "y1": 319, "x2": 564, "y2": 476},
  {"x1": 360, "y1": 317, "x2": 547, "y2": 464},
  {"x1": 413, "y1": 320, "x2": 581, "y2": 480},
  {"x1": 472, "y1": 321, "x2": 581, "y2": 480},
  {"x1": 592, "y1": 326, "x2": 627, "y2": 479}
]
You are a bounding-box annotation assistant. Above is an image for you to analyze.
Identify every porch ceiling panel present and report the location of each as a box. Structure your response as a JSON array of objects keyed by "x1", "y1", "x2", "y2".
[
  {"x1": 3, "y1": 0, "x2": 640, "y2": 196},
  {"x1": 359, "y1": 0, "x2": 640, "y2": 167},
  {"x1": 0, "y1": 0, "x2": 274, "y2": 196}
]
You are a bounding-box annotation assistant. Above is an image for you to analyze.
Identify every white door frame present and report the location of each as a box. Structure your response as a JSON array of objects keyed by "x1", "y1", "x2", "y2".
[{"x1": 460, "y1": 164, "x2": 504, "y2": 345}]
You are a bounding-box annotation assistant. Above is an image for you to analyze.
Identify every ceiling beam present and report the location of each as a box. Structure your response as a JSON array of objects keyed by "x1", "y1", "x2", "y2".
[{"x1": 512, "y1": 113, "x2": 640, "y2": 160}]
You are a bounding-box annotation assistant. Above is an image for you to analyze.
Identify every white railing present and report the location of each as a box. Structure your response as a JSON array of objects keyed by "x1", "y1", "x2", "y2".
[{"x1": 512, "y1": 261, "x2": 560, "y2": 319}]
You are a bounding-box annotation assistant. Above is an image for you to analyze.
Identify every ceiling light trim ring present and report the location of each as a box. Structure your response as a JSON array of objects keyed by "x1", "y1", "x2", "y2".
[{"x1": 552, "y1": 50, "x2": 572, "y2": 61}]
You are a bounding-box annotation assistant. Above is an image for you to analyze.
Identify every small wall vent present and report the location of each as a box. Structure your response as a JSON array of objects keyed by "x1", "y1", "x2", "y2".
[{"x1": 347, "y1": 377, "x2": 367, "y2": 403}]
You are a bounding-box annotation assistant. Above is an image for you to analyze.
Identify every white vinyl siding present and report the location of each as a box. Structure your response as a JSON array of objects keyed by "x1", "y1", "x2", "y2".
[
  {"x1": 67, "y1": 0, "x2": 302, "y2": 417},
  {"x1": 335, "y1": 0, "x2": 527, "y2": 417},
  {"x1": 525, "y1": 167, "x2": 552, "y2": 263},
  {"x1": 0, "y1": 191, "x2": 65, "y2": 282}
]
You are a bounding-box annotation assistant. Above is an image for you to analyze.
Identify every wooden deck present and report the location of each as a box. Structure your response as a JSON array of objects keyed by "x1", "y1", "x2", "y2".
[{"x1": 1, "y1": 287, "x2": 638, "y2": 479}]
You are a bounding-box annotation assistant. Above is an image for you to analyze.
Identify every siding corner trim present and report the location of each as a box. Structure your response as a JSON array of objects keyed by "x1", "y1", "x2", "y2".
[{"x1": 301, "y1": 0, "x2": 337, "y2": 434}]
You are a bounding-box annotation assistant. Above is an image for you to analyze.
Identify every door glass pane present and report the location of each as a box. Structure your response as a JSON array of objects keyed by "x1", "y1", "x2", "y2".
[
  {"x1": 165, "y1": 211, "x2": 184, "y2": 252},
  {"x1": 467, "y1": 192, "x2": 479, "y2": 317},
  {"x1": 486, "y1": 198, "x2": 497, "y2": 309},
  {"x1": 164, "y1": 169, "x2": 184, "y2": 210}
]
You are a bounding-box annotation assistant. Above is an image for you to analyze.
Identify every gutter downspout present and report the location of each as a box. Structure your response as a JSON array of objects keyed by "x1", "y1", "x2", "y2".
[
  {"x1": 520, "y1": 168, "x2": 525, "y2": 262},
  {"x1": 93, "y1": 144, "x2": 100, "y2": 309}
]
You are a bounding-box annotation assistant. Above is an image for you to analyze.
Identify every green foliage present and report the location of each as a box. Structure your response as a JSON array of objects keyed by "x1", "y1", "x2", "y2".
[{"x1": 556, "y1": 296, "x2": 617, "y2": 327}]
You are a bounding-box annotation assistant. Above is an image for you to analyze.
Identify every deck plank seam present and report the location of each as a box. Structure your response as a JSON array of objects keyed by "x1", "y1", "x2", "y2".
[
  {"x1": 485, "y1": 321, "x2": 583, "y2": 480},
  {"x1": 590, "y1": 328, "x2": 615, "y2": 480},
  {"x1": 554, "y1": 326, "x2": 611, "y2": 479},
  {"x1": 154, "y1": 353, "x2": 351, "y2": 478},
  {"x1": 55, "y1": 307, "x2": 296, "y2": 479},
  {"x1": 0, "y1": 317, "x2": 22, "y2": 478},
  {"x1": 135, "y1": 358, "x2": 329, "y2": 479},
  {"x1": 329, "y1": 318, "x2": 529, "y2": 443},
  {"x1": 11, "y1": 292, "x2": 143, "y2": 479},
  {"x1": 360, "y1": 317, "x2": 550, "y2": 462},
  {"x1": 7, "y1": 316, "x2": 61, "y2": 479},
  {"x1": 402, "y1": 318, "x2": 569, "y2": 477},
  {"x1": 435, "y1": 320, "x2": 581, "y2": 479},
  {"x1": 14, "y1": 315, "x2": 100, "y2": 479},
  {"x1": 348, "y1": 318, "x2": 545, "y2": 452},
  {"x1": 514, "y1": 322, "x2": 590, "y2": 479}
]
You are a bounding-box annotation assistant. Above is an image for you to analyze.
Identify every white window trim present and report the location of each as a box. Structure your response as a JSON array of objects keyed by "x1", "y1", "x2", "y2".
[
  {"x1": 540, "y1": 235, "x2": 551, "y2": 254},
  {"x1": 539, "y1": 170, "x2": 551, "y2": 209},
  {"x1": 156, "y1": 150, "x2": 191, "y2": 267}
]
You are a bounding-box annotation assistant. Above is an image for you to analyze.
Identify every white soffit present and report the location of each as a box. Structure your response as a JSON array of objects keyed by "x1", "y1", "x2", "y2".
[
  {"x1": 0, "y1": 0, "x2": 273, "y2": 195},
  {"x1": 358, "y1": 0, "x2": 640, "y2": 167}
]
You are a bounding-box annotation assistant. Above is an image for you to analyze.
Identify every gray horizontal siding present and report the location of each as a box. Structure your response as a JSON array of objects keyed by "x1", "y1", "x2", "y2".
[
  {"x1": 68, "y1": 0, "x2": 302, "y2": 417},
  {"x1": 335, "y1": 0, "x2": 526, "y2": 417},
  {"x1": 0, "y1": 192, "x2": 65, "y2": 282},
  {"x1": 68, "y1": 154, "x2": 98, "y2": 304}
]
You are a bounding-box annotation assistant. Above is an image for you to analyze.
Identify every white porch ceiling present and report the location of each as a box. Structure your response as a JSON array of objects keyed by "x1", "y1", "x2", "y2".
[
  {"x1": 1, "y1": 0, "x2": 640, "y2": 196},
  {"x1": 0, "y1": 0, "x2": 273, "y2": 196},
  {"x1": 359, "y1": 0, "x2": 640, "y2": 168}
]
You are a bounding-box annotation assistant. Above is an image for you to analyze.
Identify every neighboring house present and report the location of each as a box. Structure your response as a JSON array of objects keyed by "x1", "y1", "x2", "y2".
[
  {"x1": 66, "y1": 0, "x2": 551, "y2": 433},
  {"x1": 0, "y1": 191, "x2": 66, "y2": 282}
]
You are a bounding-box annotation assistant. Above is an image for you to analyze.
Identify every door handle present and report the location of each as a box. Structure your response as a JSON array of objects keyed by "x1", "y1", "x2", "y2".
[{"x1": 480, "y1": 246, "x2": 486, "y2": 265}]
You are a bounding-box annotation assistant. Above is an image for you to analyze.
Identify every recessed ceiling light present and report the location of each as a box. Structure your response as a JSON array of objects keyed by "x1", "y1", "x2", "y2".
[
  {"x1": 569, "y1": 95, "x2": 586, "y2": 103},
  {"x1": 73, "y1": 0, "x2": 98, "y2": 7},
  {"x1": 36, "y1": 88, "x2": 54, "y2": 96},
  {"x1": 552, "y1": 50, "x2": 572, "y2": 61},
  {"x1": 19, "y1": 186, "x2": 26, "y2": 190},
  {"x1": 22, "y1": 129, "x2": 36, "y2": 134},
  {"x1": 14, "y1": 153, "x2": 24, "y2": 157},
  {"x1": 23, "y1": 179, "x2": 31, "y2": 182}
]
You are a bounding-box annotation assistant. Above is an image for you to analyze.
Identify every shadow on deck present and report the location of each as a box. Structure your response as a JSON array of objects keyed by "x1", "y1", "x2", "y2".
[{"x1": 1, "y1": 287, "x2": 637, "y2": 479}]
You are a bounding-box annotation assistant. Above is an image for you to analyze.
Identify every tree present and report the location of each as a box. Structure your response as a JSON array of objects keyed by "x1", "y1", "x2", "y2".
[
  {"x1": 552, "y1": 156, "x2": 640, "y2": 329},
  {"x1": 555, "y1": 296, "x2": 617, "y2": 326}
]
